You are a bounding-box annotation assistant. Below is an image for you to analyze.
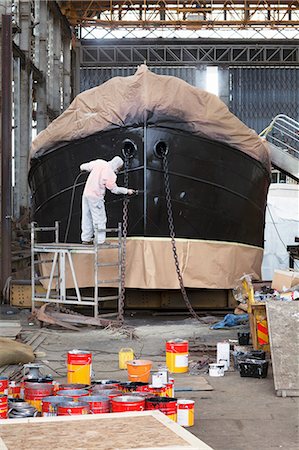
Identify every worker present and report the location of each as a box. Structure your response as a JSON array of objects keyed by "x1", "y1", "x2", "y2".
[{"x1": 80, "y1": 156, "x2": 135, "y2": 244}]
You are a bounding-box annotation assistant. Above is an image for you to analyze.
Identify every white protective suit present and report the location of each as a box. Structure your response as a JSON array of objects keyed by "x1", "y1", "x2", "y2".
[{"x1": 80, "y1": 156, "x2": 128, "y2": 244}]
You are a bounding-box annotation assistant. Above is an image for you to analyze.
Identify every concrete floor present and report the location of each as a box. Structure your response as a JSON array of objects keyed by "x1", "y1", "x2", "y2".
[{"x1": 2, "y1": 311, "x2": 299, "y2": 450}]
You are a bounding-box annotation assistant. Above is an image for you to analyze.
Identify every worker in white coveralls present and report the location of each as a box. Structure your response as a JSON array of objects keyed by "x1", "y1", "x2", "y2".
[{"x1": 80, "y1": 156, "x2": 135, "y2": 244}]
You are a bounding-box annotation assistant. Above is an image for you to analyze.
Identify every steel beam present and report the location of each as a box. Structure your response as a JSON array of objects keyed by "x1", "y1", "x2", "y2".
[
  {"x1": 1, "y1": 14, "x2": 12, "y2": 297},
  {"x1": 80, "y1": 39, "x2": 299, "y2": 66}
]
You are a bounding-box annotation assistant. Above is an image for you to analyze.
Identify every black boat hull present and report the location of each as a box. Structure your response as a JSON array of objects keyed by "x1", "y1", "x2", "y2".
[{"x1": 29, "y1": 126, "x2": 270, "y2": 249}]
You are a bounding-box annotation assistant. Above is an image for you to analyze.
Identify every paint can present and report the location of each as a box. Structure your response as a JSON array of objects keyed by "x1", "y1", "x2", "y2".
[
  {"x1": 119, "y1": 348, "x2": 134, "y2": 369},
  {"x1": 8, "y1": 381, "x2": 21, "y2": 398},
  {"x1": 107, "y1": 390, "x2": 123, "y2": 400},
  {"x1": 0, "y1": 395, "x2": 8, "y2": 419},
  {"x1": 83, "y1": 396, "x2": 110, "y2": 414},
  {"x1": 145, "y1": 397, "x2": 177, "y2": 422},
  {"x1": 151, "y1": 373, "x2": 164, "y2": 388},
  {"x1": 157, "y1": 366, "x2": 169, "y2": 384},
  {"x1": 67, "y1": 350, "x2": 92, "y2": 385},
  {"x1": 42, "y1": 396, "x2": 69, "y2": 417},
  {"x1": 118, "y1": 382, "x2": 149, "y2": 393},
  {"x1": 57, "y1": 400, "x2": 90, "y2": 416},
  {"x1": 217, "y1": 342, "x2": 230, "y2": 371},
  {"x1": 24, "y1": 382, "x2": 54, "y2": 412},
  {"x1": 177, "y1": 399, "x2": 195, "y2": 427},
  {"x1": 56, "y1": 389, "x2": 89, "y2": 401},
  {"x1": 209, "y1": 363, "x2": 225, "y2": 377},
  {"x1": 126, "y1": 359, "x2": 152, "y2": 383},
  {"x1": 58, "y1": 383, "x2": 90, "y2": 391},
  {"x1": 166, "y1": 339, "x2": 189, "y2": 373},
  {"x1": 148, "y1": 385, "x2": 168, "y2": 397},
  {"x1": 0, "y1": 377, "x2": 9, "y2": 395},
  {"x1": 111, "y1": 395, "x2": 145, "y2": 413}
]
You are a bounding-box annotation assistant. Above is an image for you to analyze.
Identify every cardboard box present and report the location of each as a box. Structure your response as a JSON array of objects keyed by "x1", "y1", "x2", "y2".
[{"x1": 271, "y1": 270, "x2": 299, "y2": 291}]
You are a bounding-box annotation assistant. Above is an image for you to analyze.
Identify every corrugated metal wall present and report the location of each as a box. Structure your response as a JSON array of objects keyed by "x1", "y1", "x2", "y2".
[
  {"x1": 80, "y1": 66, "x2": 199, "y2": 91},
  {"x1": 229, "y1": 67, "x2": 299, "y2": 134}
]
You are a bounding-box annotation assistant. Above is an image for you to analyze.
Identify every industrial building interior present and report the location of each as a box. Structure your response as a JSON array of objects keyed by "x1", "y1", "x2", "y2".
[{"x1": 0, "y1": 1, "x2": 298, "y2": 449}]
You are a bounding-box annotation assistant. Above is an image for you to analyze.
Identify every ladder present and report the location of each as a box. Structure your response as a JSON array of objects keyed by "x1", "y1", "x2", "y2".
[
  {"x1": 31, "y1": 222, "x2": 122, "y2": 318},
  {"x1": 260, "y1": 114, "x2": 299, "y2": 183}
]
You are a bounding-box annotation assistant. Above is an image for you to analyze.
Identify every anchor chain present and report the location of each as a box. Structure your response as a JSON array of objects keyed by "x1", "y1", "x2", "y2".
[
  {"x1": 118, "y1": 155, "x2": 130, "y2": 325},
  {"x1": 161, "y1": 152, "x2": 202, "y2": 323}
]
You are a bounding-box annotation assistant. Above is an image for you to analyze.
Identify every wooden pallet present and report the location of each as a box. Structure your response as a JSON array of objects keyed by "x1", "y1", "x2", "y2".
[{"x1": 0, "y1": 411, "x2": 214, "y2": 450}]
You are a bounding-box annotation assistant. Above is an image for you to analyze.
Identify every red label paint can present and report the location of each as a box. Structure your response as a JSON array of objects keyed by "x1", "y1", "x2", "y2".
[
  {"x1": 42, "y1": 396, "x2": 69, "y2": 417},
  {"x1": 145, "y1": 397, "x2": 177, "y2": 421},
  {"x1": 111, "y1": 395, "x2": 145, "y2": 412},
  {"x1": 24, "y1": 382, "x2": 54, "y2": 412},
  {"x1": 56, "y1": 389, "x2": 89, "y2": 401},
  {"x1": 0, "y1": 395, "x2": 8, "y2": 419},
  {"x1": 0, "y1": 377, "x2": 9, "y2": 395},
  {"x1": 57, "y1": 401, "x2": 90, "y2": 416},
  {"x1": 83, "y1": 396, "x2": 110, "y2": 414}
]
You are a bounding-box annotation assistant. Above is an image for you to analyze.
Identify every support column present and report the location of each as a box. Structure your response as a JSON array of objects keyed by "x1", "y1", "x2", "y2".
[
  {"x1": 71, "y1": 39, "x2": 81, "y2": 98},
  {"x1": 35, "y1": 0, "x2": 48, "y2": 133},
  {"x1": 218, "y1": 67, "x2": 230, "y2": 106},
  {"x1": 1, "y1": 12, "x2": 12, "y2": 295},
  {"x1": 17, "y1": 0, "x2": 32, "y2": 217},
  {"x1": 52, "y1": 16, "x2": 62, "y2": 115},
  {"x1": 63, "y1": 34, "x2": 71, "y2": 110}
]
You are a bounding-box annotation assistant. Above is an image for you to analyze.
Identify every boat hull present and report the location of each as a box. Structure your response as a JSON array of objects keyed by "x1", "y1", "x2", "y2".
[{"x1": 29, "y1": 126, "x2": 270, "y2": 248}]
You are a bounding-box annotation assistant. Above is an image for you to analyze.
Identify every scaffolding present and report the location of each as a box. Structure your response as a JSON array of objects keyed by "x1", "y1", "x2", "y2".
[{"x1": 31, "y1": 222, "x2": 123, "y2": 318}]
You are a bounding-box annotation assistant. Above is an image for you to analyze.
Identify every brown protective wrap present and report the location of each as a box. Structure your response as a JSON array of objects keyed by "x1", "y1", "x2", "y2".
[
  {"x1": 31, "y1": 65, "x2": 270, "y2": 171},
  {"x1": 39, "y1": 238, "x2": 263, "y2": 290}
]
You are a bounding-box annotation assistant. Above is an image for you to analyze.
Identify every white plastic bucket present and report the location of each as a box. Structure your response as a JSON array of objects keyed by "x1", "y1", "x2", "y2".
[{"x1": 209, "y1": 363, "x2": 225, "y2": 377}]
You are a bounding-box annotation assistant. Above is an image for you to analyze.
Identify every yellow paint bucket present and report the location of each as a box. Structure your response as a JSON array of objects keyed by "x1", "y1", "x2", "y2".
[
  {"x1": 119, "y1": 348, "x2": 134, "y2": 369},
  {"x1": 177, "y1": 399, "x2": 195, "y2": 427},
  {"x1": 67, "y1": 350, "x2": 92, "y2": 385},
  {"x1": 166, "y1": 339, "x2": 189, "y2": 373}
]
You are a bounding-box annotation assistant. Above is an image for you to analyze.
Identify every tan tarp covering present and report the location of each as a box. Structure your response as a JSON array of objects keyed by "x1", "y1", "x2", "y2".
[
  {"x1": 0, "y1": 338, "x2": 35, "y2": 367},
  {"x1": 40, "y1": 238, "x2": 263, "y2": 290},
  {"x1": 31, "y1": 65, "x2": 270, "y2": 170}
]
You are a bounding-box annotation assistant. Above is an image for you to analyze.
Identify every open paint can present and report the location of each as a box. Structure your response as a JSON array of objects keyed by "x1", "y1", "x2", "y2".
[{"x1": 209, "y1": 363, "x2": 225, "y2": 377}]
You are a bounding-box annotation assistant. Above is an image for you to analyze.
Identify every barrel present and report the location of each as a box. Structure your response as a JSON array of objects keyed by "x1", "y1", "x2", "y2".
[
  {"x1": 83, "y1": 396, "x2": 110, "y2": 414},
  {"x1": 0, "y1": 377, "x2": 8, "y2": 395},
  {"x1": 166, "y1": 339, "x2": 189, "y2": 373},
  {"x1": 145, "y1": 397, "x2": 177, "y2": 421},
  {"x1": 111, "y1": 395, "x2": 145, "y2": 413},
  {"x1": 42, "y1": 396, "x2": 69, "y2": 417},
  {"x1": 177, "y1": 399, "x2": 195, "y2": 427},
  {"x1": 56, "y1": 389, "x2": 89, "y2": 401},
  {"x1": 57, "y1": 401, "x2": 90, "y2": 416},
  {"x1": 0, "y1": 395, "x2": 8, "y2": 419},
  {"x1": 67, "y1": 350, "x2": 92, "y2": 385},
  {"x1": 24, "y1": 382, "x2": 54, "y2": 412}
]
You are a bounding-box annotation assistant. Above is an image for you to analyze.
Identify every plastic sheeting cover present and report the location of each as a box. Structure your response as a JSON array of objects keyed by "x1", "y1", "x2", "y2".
[{"x1": 31, "y1": 65, "x2": 270, "y2": 171}]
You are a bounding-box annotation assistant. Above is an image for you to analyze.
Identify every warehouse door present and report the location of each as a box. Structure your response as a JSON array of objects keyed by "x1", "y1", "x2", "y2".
[{"x1": 229, "y1": 67, "x2": 299, "y2": 134}]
